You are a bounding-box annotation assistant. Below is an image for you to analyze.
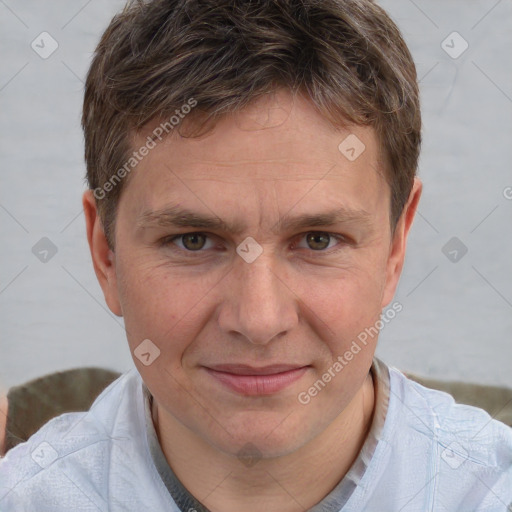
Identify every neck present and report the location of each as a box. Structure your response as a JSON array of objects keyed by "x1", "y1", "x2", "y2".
[{"x1": 152, "y1": 371, "x2": 375, "y2": 512}]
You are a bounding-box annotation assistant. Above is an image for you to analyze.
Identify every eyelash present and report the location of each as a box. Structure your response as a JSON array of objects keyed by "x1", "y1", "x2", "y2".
[{"x1": 159, "y1": 231, "x2": 351, "y2": 257}]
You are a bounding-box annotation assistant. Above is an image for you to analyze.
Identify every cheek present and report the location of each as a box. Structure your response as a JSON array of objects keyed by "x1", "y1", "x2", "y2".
[
  {"x1": 116, "y1": 264, "x2": 200, "y2": 397},
  {"x1": 115, "y1": 254, "x2": 225, "y2": 365},
  {"x1": 307, "y1": 263, "x2": 386, "y2": 337},
  {"x1": 115, "y1": 258, "x2": 189, "y2": 350},
  {"x1": 295, "y1": 270, "x2": 383, "y2": 414}
]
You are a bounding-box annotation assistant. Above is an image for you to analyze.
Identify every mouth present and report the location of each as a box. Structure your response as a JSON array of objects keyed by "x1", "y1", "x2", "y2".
[{"x1": 203, "y1": 364, "x2": 310, "y2": 395}]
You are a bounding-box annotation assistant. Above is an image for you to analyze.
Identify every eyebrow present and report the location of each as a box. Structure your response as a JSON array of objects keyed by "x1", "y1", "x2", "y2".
[{"x1": 136, "y1": 203, "x2": 373, "y2": 235}]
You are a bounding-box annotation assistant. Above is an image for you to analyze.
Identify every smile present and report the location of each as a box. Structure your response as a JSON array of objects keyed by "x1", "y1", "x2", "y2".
[{"x1": 203, "y1": 365, "x2": 310, "y2": 395}]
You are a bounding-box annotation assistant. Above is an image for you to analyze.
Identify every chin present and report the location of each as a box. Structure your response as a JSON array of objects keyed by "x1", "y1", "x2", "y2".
[{"x1": 212, "y1": 416, "x2": 314, "y2": 461}]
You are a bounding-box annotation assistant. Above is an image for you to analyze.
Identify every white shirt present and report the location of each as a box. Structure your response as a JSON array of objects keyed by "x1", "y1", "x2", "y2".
[{"x1": 1, "y1": 359, "x2": 511, "y2": 511}]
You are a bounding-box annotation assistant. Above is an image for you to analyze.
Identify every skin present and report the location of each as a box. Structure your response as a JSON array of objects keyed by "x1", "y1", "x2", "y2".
[{"x1": 83, "y1": 88, "x2": 421, "y2": 512}]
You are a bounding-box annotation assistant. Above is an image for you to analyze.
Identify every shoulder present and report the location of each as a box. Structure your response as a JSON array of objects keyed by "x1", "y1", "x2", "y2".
[
  {"x1": 390, "y1": 366, "x2": 512, "y2": 446},
  {"x1": 0, "y1": 370, "x2": 159, "y2": 511},
  {"x1": 384, "y1": 365, "x2": 512, "y2": 509}
]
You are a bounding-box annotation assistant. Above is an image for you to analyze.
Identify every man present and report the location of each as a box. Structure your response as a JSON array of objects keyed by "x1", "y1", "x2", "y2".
[{"x1": 1, "y1": 0, "x2": 511, "y2": 510}]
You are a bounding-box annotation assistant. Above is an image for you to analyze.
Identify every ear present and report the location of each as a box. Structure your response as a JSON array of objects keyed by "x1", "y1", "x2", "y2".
[
  {"x1": 82, "y1": 190, "x2": 123, "y2": 317},
  {"x1": 381, "y1": 177, "x2": 422, "y2": 308}
]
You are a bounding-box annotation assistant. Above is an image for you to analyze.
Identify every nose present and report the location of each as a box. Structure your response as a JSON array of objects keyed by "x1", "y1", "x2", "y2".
[{"x1": 218, "y1": 251, "x2": 298, "y2": 346}]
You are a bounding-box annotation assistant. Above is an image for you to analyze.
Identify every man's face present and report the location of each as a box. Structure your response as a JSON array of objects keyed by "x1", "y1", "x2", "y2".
[{"x1": 88, "y1": 89, "x2": 417, "y2": 458}]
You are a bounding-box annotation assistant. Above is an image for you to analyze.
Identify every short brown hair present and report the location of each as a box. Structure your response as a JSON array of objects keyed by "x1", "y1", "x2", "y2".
[{"x1": 82, "y1": 0, "x2": 421, "y2": 250}]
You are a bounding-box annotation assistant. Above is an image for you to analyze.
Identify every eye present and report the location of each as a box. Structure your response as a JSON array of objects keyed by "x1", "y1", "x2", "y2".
[
  {"x1": 163, "y1": 232, "x2": 216, "y2": 252},
  {"x1": 293, "y1": 231, "x2": 347, "y2": 252},
  {"x1": 160, "y1": 231, "x2": 350, "y2": 256}
]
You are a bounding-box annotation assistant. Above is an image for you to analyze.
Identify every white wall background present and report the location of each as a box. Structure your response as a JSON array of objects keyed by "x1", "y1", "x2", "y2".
[{"x1": 1, "y1": 0, "x2": 511, "y2": 391}]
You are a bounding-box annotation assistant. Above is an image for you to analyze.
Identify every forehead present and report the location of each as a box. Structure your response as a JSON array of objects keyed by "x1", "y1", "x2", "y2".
[{"x1": 121, "y1": 90, "x2": 388, "y2": 221}]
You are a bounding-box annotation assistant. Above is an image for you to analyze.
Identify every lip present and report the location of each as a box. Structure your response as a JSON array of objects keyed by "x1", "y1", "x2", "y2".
[
  {"x1": 207, "y1": 364, "x2": 307, "y2": 375},
  {"x1": 204, "y1": 365, "x2": 310, "y2": 395}
]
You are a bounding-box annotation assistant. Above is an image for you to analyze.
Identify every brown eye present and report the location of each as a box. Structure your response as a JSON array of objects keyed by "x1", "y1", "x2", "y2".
[
  {"x1": 305, "y1": 232, "x2": 331, "y2": 250},
  {"x1": 180, "y1": 233, "x2": 207, "y2": 251},
  {"x1": 161, "y1": 232, "x2": 218, "y2": 255}
]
